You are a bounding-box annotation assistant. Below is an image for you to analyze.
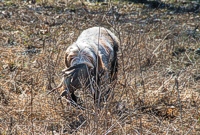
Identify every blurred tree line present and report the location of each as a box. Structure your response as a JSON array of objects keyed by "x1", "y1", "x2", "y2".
[{"x1": 24, "y1": 0, "x2": 200, "y2": 4}]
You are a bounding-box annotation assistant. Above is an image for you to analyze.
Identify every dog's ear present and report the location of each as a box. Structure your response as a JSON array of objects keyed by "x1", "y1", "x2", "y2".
[{"x1": 64, "y1": 50, "x2": 70, "y2": 68}]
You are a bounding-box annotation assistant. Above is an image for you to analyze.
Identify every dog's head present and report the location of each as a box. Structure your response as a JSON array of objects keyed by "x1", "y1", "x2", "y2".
[{"x1": 62, "y1": 63, "x2": 100, "y2": 95}]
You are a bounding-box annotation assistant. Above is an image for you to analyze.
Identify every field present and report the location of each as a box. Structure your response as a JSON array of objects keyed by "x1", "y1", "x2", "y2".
[{"x1": 1, "y1": 0, "x2": 200, "y2": 134}]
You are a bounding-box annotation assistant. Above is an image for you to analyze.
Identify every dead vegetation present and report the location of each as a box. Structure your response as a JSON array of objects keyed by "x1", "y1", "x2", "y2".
[{"x1": 0, "y1": 0, "x2": 200, "y2": 134}]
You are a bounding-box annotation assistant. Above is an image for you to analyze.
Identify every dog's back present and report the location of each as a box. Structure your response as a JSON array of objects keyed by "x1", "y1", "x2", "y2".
[{"x1": 65, "y1": 27, "x2": 119, "y2": 75}]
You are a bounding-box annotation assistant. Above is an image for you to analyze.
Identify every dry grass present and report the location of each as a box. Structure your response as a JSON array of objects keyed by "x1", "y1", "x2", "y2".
[{"x1": 0, "y1": 0, "x2": 200, "y2": 134}]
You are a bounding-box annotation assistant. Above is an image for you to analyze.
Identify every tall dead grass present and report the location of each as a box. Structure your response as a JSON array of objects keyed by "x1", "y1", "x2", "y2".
[{"x1": 0, "y1": 0, "x2": 200, "y2": 134}]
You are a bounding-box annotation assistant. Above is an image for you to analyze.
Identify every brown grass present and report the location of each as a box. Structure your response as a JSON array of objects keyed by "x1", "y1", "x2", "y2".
[{"x1": 0, "y1": 0, "x2": 200, "y2": 134}]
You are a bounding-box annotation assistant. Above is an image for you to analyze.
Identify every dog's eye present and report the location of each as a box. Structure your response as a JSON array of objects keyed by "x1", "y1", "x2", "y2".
[{"x1": 90, "y1": 68, "x2": 95, "y2": 76}]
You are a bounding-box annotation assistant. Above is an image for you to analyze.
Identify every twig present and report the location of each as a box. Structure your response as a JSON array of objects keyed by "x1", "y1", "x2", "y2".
[
  {"x1": 31, "y1": 78, "x2": 34, "y2": 135},
  {"x1": 175, "y1": 77, "x2": 183, "y2": 134},
  {"x1": 46, "y1": 77, "x2": 64, "y2": 95},
  {"x1": 9, "y1": 117, "x2": 13, "y2": 135}
]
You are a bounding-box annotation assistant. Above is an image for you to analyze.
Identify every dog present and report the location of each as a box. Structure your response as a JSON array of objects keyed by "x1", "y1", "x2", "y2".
[{"x1": 48, "y1": 27, "x2": 119, "y2": 106}]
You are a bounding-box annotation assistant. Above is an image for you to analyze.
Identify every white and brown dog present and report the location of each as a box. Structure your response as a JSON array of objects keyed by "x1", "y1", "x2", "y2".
[{"x1": 48, "y1": 27, "x2": 119, "y2": 106}]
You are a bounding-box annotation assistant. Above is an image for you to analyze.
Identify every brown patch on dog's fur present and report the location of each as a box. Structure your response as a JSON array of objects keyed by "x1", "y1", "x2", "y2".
[
  {"x1": 99, "y1": 39, "x2": 111, "y2": 55},
  {"x1": 100, "y1": 28, "x2": 119, "y2": 48},
  {"x1": 97, "y1": 54, "x2": 106, "y2": 71}
]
